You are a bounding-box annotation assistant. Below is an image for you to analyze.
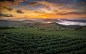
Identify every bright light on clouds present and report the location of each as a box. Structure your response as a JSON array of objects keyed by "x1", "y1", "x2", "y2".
[{"x1": 0, "y1": 0, "x2": 86, "y2": 19}]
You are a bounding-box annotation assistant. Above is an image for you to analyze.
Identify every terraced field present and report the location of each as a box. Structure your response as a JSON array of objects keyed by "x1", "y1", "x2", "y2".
[{"x1": 0, "y1": 29, "x2": 86, "y2": 54}]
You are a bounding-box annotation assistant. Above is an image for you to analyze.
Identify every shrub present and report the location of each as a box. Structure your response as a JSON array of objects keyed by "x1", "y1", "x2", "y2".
[
  {"x1": 17, "y1": 48, "x2": 23, "y2": 53},
  {"x1": 30, "y1": 48, "x2": 35, "y2": 53},
  {"x1": 0, "y1": 50, "x2": 11, "y2": 54}
]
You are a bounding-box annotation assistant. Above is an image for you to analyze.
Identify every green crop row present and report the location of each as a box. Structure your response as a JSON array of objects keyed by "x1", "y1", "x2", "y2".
[{"x1": 0, "y1": 29, "x2": 86, "y2": 54}]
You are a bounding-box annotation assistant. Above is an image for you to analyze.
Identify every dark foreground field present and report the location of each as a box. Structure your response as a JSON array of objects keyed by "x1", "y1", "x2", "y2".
[{"x1": 0, "y1": 29, "x2": 86, "y2": 54}]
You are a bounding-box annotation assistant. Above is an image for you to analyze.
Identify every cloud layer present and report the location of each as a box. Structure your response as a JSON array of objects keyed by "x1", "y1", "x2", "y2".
[{"x1": 0, "y1": 0, "x2": 86, "y2": 19}]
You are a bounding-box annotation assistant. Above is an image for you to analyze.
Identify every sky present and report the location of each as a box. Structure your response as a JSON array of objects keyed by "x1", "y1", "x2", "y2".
[{"x1": 0, "y1": 0, "x2": 86, "y2": 19}]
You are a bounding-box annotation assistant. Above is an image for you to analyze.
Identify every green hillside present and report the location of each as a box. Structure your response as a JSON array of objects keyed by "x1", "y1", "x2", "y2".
[
  {"x1": 16, "y1": 22, "x2": 64, "y2": 30},
  {"x1": 12, "y1": 22, "x2": 86, "y2": 31},
  {"x1": 82, "y1": 27, "x2": 86, "y2": 30},
  {"x1": 38, "y1": 23, "x2": 63, "y2": 29}
]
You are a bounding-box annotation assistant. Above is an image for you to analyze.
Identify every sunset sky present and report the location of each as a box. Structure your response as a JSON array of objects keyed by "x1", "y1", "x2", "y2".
[{"x1": 0, "y1": 0, "x2": 86, "y2": 19}]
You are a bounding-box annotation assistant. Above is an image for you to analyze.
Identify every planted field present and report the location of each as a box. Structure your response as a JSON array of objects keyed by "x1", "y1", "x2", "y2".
[{"x1": 0, "y1": 29, "x2": 86, "y2": 54}]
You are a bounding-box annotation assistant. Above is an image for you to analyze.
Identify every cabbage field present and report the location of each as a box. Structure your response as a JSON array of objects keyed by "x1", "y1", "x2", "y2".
[{"x1": 0, "y1": 29, "x2": 86, "y2": 54}]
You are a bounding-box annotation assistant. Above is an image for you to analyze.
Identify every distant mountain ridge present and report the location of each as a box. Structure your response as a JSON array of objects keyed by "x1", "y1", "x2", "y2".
[
  {"x1": 0, "y1": 20, "x2": 8, "y2": 27},
  {"x1": 23, "y1": 20, "x2": 36, "y2": 23},
  {"x1": 0, "y1": 19, "x2": 86, "y2": 29},
  {"x1": 42, "y1": 19, "x2": 61, "y2": 22},
  {"x1": 0, "y1": 20, "x2": 24, "y2": 27}
]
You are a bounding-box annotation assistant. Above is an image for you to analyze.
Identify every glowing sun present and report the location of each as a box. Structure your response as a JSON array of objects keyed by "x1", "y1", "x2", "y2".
[{"x1": 44, "y1": 17, "x2": 46, "y2": 19}]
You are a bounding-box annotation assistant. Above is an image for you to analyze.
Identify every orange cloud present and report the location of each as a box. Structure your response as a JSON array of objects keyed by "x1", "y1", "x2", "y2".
[
  {"x1": 0, "y1": 1, "x2": 11, "y2": 6},
  {"x1": 12, "y1": 2, "x2": 20, "y2": 5},
  {"x1": 40, "y1": 8, "x2": 55, "y2": 14},
  {"x1": 23, "y1": 6, "x2": 27, "y2": 7},
  {"x1": 12, "y1": 5, "x2": 18, "y2": 6},
  {"x1": 0, "y1": 0, "x2": 85, "y2": 19},
  {"x1": 0, "y1": 6, "x2": 13, "y2": 13},
  {"x1": 25, "y1": 1, "x2": 63, "y2": 13},
  {"x1": 0, "y1": 13, "x2": 13, "y2": 17},
  {"x1": 14, "y1": 0, "x2": 23, "y2": 2},
  {"x1": 56, "y1": 12, "x2": 86, "y2": 15},
  {"x1": 3, "y1": 6, "x2": 13, "y2": 11},
  {"x1": 0, "y1": 0, "x2": 23, "y2": 6},
  {"x1": 24, "y1": 2, "x2": 39, "y2": 7}
]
